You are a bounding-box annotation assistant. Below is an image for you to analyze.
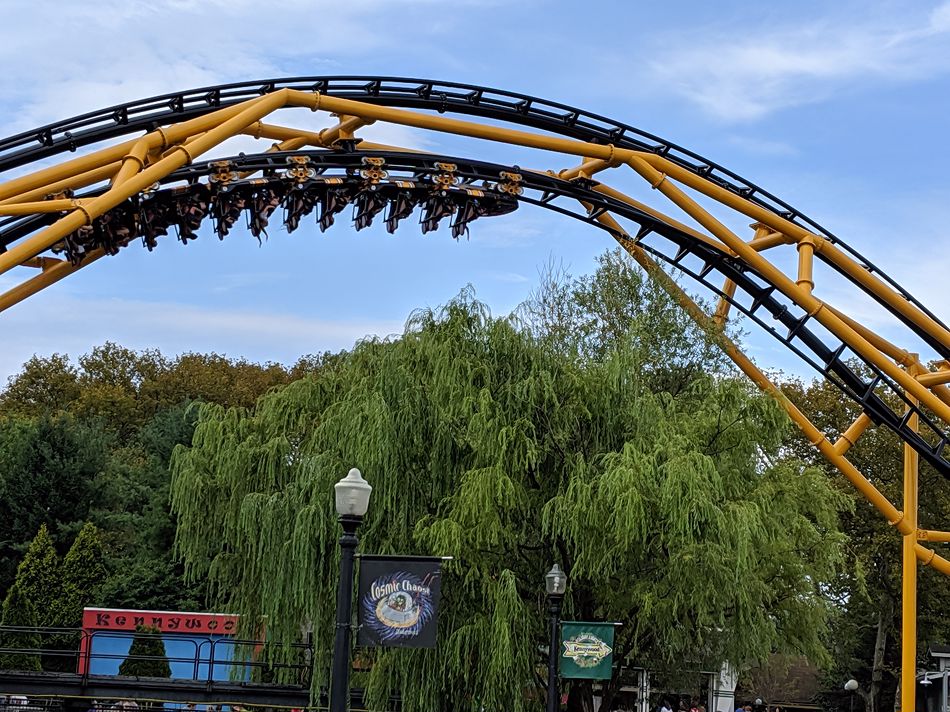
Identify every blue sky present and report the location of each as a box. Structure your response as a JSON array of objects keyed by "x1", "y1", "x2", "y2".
[{"x1": 0, "y1": 0, "x2": 948, "y2": 382}]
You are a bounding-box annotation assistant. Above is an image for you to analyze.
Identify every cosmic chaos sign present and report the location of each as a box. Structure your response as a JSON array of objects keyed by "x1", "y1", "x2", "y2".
[{"x1": 357, "y1": 556, "x2": 442, "y2": 648}]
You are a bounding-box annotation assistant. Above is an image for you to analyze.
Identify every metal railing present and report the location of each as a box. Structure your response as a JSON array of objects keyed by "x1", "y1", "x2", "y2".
[{"x1": 0, "y1": 626, "x2": 312, "y2": 686}]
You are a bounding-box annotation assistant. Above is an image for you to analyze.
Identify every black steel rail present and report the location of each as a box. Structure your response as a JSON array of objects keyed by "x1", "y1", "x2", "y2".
[
  {"x1": 0, "y1": 76, "x2": 945, "y2": 361},
  {"x1": 0, "y1": 671, "x2": 312, "y2": 708},
  {"x1": 2, "y1": 148, "x2": 944, "y2": 474}
]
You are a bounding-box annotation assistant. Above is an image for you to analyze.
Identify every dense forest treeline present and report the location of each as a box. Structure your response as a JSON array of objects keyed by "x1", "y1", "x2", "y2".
[
  {"x1": 0, "y1": 346, "x2": 334, "y2": 610},
  {"x1": 0, "y1": 250, "x2": 948, "y2": 712}
]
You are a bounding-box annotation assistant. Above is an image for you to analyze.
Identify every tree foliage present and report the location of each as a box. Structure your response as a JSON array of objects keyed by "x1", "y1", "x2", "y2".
[
  {"x1": 781, "y1": 373, "x2": 950, "y2": 712},
  {"x1": 0, "y1": 582, "x2": 42, "y2": 671},
  {"x1": 171, "y1": 250, "x2": 847, "y2": 712},
  {"x1": 0, "y1": 415, "x2": 106, "y2": 586},
  {"x1": 118, "y1": 625, "x2": 171, "y2": 678},
  {"x1": 0, "y1": 343, "x2": 317, "y2": 607},
  {"x1": 59, "y1": 522, "x2": 107, "y2": 628},
  {"x1": 12, "y1": 525, "x2": 63, "y2": 628}
]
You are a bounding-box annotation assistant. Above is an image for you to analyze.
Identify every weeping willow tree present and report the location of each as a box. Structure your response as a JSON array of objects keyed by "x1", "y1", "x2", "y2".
[{"x1": 171, "y1": 249, "x2": 847, "y2": 712}]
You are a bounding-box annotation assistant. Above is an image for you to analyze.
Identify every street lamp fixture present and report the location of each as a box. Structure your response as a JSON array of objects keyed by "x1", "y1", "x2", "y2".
[
  {"x1": 335, "y1": 467, "x2": 373, "y2": 517},
  {"x1": 329, "y1": 468, "x2": 372, "y2": 712},
  {"x1": 546, "y1": 564, "x2": 567, "y2": 712},
  {"x1": 546, "y1": 564, "x2": 567, "y2": 596}
]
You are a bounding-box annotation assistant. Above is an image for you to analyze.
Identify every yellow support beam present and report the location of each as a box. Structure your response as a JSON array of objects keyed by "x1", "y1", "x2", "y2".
[
  {"x1": 623, "y1": 154, "x2": 950, "y2": 428},
  {"x1": 833, "y1": 413, "x2": 874, "y2": 456},
  {"x1": 585, "y1": 205, "x2": 910, "y2": 534},
  {"x1": 918, "y1": 529, "x2": 950, "y2": 543},
  {"x1": 0, "y1": 91, "x2": 289, "y2": 278},
  {"x1": 277, "y1": 87, "x2": 950, "y2": 364},
  {"x1": 901, "y1": 364, "x2": 921, "y2": 712},
  {"x1": 0, "y1": 162, "x2": 120, "y2": 207},
  {"x1": 797, "y1": 237, "x2": 816, "y2": 294},
  {"x1": 713, "y1": 278, "x2": 737, "y2": 327},
  {"x1": 0, "y1": 199, "x2": 85, "y2": 215},
  {"x1": 0, "y1": 249, "x2": 105, "y2": 313}
]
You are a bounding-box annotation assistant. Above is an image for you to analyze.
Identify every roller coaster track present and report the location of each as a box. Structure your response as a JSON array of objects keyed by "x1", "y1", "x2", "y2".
[{"x1": 0, "y1": 76, "x2": 947, "y2": 710}]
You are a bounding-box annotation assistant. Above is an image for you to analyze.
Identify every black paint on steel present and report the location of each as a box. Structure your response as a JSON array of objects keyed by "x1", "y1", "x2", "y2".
[
  {"x1": 0, "y1": 76, "x2": 944, "y2": 359},
  {"x1": 2, "y1": 147, "x2": 944, "y2": 475}
]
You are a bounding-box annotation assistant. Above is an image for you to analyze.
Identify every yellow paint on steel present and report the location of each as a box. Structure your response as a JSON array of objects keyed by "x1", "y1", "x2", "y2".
[
  {"x1": 901, "y1": 368, "x2": 921, "y2": 712},
  {"x1": 319, "y1": 114, "x2": 374, "y2": 146},
  {"x1": 797, "y1": 237, "x2": 816, "y2": 294},
  {"x1": 918, "y1": 369, "x2": 950, "y2": 387},
  {"x1": 0, "y1": 248, "x2": 105, "y2": 313},
  {"x1": 290, "y1": 89, "x2": 950, "y2": 353},
  {"x1": 713, "y1": 278, "x2": 737, "y2": 327},
  {"x1": 624, "y1": 154, "x2": 950, "y2": 427},
  {"x1": 747, "y1": 223, "x2": 792, "y2": 251},
  {"x1": 821, "y1": 305, "x2": 950, "y2": 408},
  {"x1": 0, "y1": 199, "x2": 84, "y2": 215},
  {"x1": 22, "y1": 256, "x2": 64, "y2": 271},
  {"x1": 559, "y1": 157, "x2": 618, "y2": 181},
  {"x1": 246, "y1": 121, "x2": 325, "y2": 145},
  {"x1": 0, "y1": 91, "x2": 289, "y2": 278},
  {"x1": 832, "y1": 413, "x2": 874, "y2": 456},
  {"x1": 276, "y1": 90, "x2": 950, "y2": 388},
  {"x1": 587, "y1": 207, "x2": 910, "y2": 534},
  {"x1": 0, "y1": 99, "x2": 256, "y2": 203},
  {"x1": 0, "y1": 162, "x2": 120, "y2": 207},
  {"x1": 916, "y1": 544, "x2": 950, "y2": 576},
  {"x1": 634, "y1": 152, "x2": 950, "y2": 354},
  {"x1": 590, "y1": 182, "x2": 724, "y2": 253},
  {"x1": 918, "y1": 530, "x2": 950, "y2": 543},
  {"x1": 111, "y1": 138, "x2": 150, "y2": 187}
]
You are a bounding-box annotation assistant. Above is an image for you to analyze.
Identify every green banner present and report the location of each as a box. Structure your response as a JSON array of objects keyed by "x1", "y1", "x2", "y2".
[{"x1": 559, "y1": 621, "x2": 615, "y2": 680}]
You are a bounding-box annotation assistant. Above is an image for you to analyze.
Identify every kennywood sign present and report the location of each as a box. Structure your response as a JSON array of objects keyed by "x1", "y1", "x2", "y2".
[
  {"x1": 82, "y1": 607, "x2": 239, "y2": 634},
  {"x1": 560, "y1": 621, "x2": 616, "y2": 680}
]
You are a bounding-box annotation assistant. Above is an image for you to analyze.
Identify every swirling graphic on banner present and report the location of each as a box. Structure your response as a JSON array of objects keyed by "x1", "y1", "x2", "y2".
[{"x1": 360, "y1": 570, "x2": 437, "y2": 644}]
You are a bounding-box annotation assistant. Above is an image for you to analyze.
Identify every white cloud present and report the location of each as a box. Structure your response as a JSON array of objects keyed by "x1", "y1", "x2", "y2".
[
  {"x1": 0, "y1": 292, "x2": 405, "y2": 383},
  {"x1": 487, "y1": 271, "x2": 529, "y2": 284},
  {"x1": 0, "y1": 0, "x2": 481, "y2": 134},
  {"x1": 645, "y1": 2, "x2": 950, "y2": 121},
  {"x1": 725, "y1": 135, "x2": 798, "y2": 157}
]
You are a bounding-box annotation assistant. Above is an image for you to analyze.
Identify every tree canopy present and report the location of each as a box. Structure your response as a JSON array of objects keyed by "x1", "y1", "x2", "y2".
[
  {"x1": 118, "y1": 625, "x2": 171, "y2": 678},
  {"x1": 781, "y1": 372, "x2": 950, "y2": 712},
  {"x1": 0, "y1": 344, "x2": 315, "y2": 611},
  {"x1": 0, "y1": 582, "x2": 42, "y2": 671},
  {"x1": 171, "y1": 250, "x2": 848, "y2": 712}
]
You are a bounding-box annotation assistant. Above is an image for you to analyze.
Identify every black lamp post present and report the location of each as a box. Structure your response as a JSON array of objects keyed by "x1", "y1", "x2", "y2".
[
  {"x1": 329, "y1": 468, "x2": 372, "y2": 712},
  {"x1": 845, "y1": 679, "x2": 859, "y2": 712},
  {"x1": 545, "y1": 564, "x2": 567, "y2": 712}
]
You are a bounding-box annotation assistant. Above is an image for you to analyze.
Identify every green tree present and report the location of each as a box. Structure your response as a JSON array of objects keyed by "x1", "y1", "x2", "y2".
[
  {"x1": 171, "y1": 252, "x2": 847, "y2": 712},
  {"x1": 0, "y1": 353, "x2": 81, "y2": 416},
  {"x1": 0, "y1": 582, "x2": 42, "y2": 671},
  {"x1": 781, "y1": 373, "x2": 950, "y2": 712},
  {"x1": 11, "y1": 525, "x2": 62, "y2": 628},
  {"x1": 58, "y1": 522, "x2": 107, "y2": 628},
  {"x1": 0, "y1": 343, "x2": 317, "y2": 611},
  {"x1": 0, "y1": 415, "x2": 107, "y2": 591},
  {"x1": 118, "y1": 625, "x2": 171, "y2": 678}
]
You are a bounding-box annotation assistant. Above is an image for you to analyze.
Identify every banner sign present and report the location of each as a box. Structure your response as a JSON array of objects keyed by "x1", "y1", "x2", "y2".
[
  {"x1": 357, "y1": 556, "x2": 442, "y2": 648},
  {"x1": 559, "y1": 621, "x2": 615, "y2": 679}
]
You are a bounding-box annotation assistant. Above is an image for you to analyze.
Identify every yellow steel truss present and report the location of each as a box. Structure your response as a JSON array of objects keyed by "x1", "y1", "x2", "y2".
[{"x1": 0, "y1": 85, "x2": 946, "y2": 711}]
